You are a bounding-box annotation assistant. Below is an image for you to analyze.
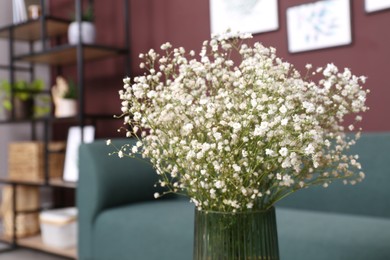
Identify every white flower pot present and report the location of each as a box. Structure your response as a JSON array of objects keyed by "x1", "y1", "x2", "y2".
[
  {"x1": 55, "y1": 99, "x2": 77, "y2": 118},
  {"x1": 68, "y1": 21, "x2": 96, "y2": 45}
]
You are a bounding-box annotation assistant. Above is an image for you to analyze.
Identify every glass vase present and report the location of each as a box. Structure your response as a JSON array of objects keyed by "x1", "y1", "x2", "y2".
[{"x1": 193, "y1": 207, "x2": 279, "y2": 260}]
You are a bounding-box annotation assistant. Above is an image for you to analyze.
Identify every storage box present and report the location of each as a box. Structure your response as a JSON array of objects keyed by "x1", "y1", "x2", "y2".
[
  {"x1": 39, "y1": 207, "x2": 77, "y2": 248},
  {"x1": 0, "y1": 186, "x2": 40, "y2": 238},
  {"x1": 8, "y1": 141, "x2": 65, "y2": 181},
  {"x1": 2, "y1": 212, "x2": 40, "y2": 238},
  {"x1": 1, "y1": 186, "x2": 40, "y2": 212}
]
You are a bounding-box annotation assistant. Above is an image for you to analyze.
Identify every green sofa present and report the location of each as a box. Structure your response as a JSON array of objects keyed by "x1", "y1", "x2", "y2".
[{"x1": 77, "y1": 133, "x2": 390, "y2": 260}]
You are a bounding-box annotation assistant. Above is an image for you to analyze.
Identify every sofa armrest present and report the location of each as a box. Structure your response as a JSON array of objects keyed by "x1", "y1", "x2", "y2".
[{"x1": 77, "y1": 138, "x2": 160, "y2": 260}]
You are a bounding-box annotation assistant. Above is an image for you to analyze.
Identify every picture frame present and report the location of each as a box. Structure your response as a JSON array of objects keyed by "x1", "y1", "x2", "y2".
[
  {"x1": 286, "y1": 0, "x2": 352, "y2": 53},
  {"x1": 364, "y1": 0, "x2": 390, "y2": 13},
  {"x1": 63, "y1": 125, "x2": 95, "y2": 182},
  {"x1": 209, "y1": 0, "x2": 279, "y2": 35}
]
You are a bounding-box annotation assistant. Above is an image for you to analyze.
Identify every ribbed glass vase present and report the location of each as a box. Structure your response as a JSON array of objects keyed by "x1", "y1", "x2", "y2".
[{"x1": 193, "y1": 207, "x2": 279, "y2": 260}]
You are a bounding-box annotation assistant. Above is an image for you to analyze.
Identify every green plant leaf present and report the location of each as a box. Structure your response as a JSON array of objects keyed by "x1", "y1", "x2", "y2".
[{"x1": 65, "y1": 79, "x2": 78, "y2": 99}]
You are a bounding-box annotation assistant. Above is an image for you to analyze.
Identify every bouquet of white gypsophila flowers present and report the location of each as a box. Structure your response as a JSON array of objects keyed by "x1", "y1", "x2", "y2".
[{"x1": 111, "y1": 31, "x2": 369, "y2": 213}]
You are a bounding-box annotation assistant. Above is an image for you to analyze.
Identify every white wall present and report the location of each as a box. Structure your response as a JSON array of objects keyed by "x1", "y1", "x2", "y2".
[{"x1": 0, "y1": 1, "x2": 50, "y2": 178}]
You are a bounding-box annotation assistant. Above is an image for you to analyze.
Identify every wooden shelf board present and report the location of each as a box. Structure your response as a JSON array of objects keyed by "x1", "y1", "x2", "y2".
[
  {"x1": 0, "y1": 17, "x2": 70, "y2": 41},
  {"x1": 0, "y1": 177, "x2": 44, "y2": 187},
  {"x1": 0, "y1": 118, "x2": 50, "y2": 125},
  {"x1": 0, "y1": 113, "x2": 118, "y2": 125},
  {"x1": 17, "y1": 235, "x2": 77, "y2": 259},
  {"x1": 0, "y1": 177, "x2": 76, "y2": 189},
  {"x1": 15, "y1": 44, "x2": 127, "y2": 65},
  {"x1": 49, "y1": 179, "x2": 77, "y2": 189},
  {"x1": 1, "y1": 233, "x2": 77, "y2": 258},
  {"x1": 0, "y1": 64, "x2": 31, "y2": 72},
  {"x1": 0, "y1": 234, "x2": 13, "y2": 243}
]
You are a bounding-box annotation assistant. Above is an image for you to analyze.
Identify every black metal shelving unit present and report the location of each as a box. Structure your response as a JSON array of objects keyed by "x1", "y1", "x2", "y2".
[{"x1": 0, "y1": 0, "x2": 130, "y2": 258}]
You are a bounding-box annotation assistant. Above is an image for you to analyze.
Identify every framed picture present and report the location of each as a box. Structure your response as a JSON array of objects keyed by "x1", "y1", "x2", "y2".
[
  {"x1": 287, "y1": 0, "x2": 352, "y2": 53},
  {"x1": 63, "y1": 125, "x2": 95, "y2": 182},
  {"x1": 210, "y1": 0, "x2": 279, "y2": 35},
  {"x1": 365, "y1": 0, "x2": 390, "y2": 13}
]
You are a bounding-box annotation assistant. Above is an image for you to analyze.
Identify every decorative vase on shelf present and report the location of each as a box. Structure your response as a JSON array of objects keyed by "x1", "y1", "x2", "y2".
[
  {"x1": 51, "y1": 76, "x2": 78, "y2": 118},
  {"x1": 193, "y1": 207, "x2": 279, "y2": 260},
  {"x1": 68, "y1": 21, "x2": 96, "y2": 45},
  {"x1": 54, "y1": 98, "x2": 77, "y2": 118}
]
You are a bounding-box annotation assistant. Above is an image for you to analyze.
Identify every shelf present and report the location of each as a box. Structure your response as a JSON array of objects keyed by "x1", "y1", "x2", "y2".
[
  {"x1": 49, "y1": 179, "x2": 77, "y2": 189},
  {"x1": 18, "y1": 235, "x2": 77, "y2": 259},
  {"x1": 0, "y1": 177, "x2": 77, "y2": 189},
  {"x1": 15, "y1": 44, "x2": 128, "y2": 65},
  {"x1": 0, "y1": 177, "x2": 44, "y2": 187},
  {"x1": 0, "y1": 235, "x2": 12, "y2": 243},
  {"x1": 0, "y1": 17, "x2": 70, "y2": 41},
  {"x1": 0, "y1": 2, "x2": 130, "y2": 259},
  {"x1": 0, "y1": 116, "x2": 51, "y2": 125},
  {"x1": 0, "y1": 113, "x2": 117, "y2": 125},
  {"x1": 1, "y1": 232, "x2": 76, "y2": 259},
  {"x1": 0, "y1": 64, "x2": 31, "y2": 72},
  {"x1": 1, "y1": 228, "x2": 77, "y2": 259},
  {"x1": 0, "y1": 117, "x2": 48, "y2": 125},
  {"x1": 0, "y1": 115, "x2": 63, "y2": 124}
]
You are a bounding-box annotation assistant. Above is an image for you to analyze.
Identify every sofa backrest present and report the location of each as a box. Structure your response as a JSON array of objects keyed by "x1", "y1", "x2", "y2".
[
  {"x1": 78, "y1": 133, "x2": 390, "y2": 221},
  {"x1": 277, "y1": 132, "x2": 390, "y2": 218},
  {"x1": 78, "y1": 138, "x2": 165, "y2": 211}
]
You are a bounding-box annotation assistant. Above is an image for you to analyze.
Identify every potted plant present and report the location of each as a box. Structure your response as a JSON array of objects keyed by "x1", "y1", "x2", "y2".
[
  {"x1": 68, "y1": 4, "x2": 95, "y2": 44},
  {"x1": 111, "y1": 31, "x2": 369, "y2": 259},
  {"x1": 51, "y1": 76, "x2": 78, "y2": 118},
  {"x1": 0, "y1": 79, "x2": 44, "y2": 120},
  {"x1": 0, "y1": 81, "x2": 9, "y2": 120}
]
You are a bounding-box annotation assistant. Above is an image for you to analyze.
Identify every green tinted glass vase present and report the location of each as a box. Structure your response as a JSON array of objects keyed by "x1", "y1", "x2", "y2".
[{"x1": 193, "y1": 207, "x2": 279, "y2": 260}]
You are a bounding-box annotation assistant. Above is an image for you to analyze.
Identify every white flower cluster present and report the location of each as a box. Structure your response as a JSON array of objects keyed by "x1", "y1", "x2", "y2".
[{"x1": 116, "y1": 32, "x2": 369, "y2": 212}]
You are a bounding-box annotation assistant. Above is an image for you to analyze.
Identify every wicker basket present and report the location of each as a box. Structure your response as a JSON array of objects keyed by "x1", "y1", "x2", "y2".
[
  {"x1": 2, "y1": 211, "x2": 40, "y2": 238},
  {"x1": 8, "y1": 141, "x2": 65, "y2": 181},
  {"x1": 0, "y1": 186, "x2": 40, "y2": 212},
  {"x1": 0, "y1": 186, "x2": 40, "y2": 238}
]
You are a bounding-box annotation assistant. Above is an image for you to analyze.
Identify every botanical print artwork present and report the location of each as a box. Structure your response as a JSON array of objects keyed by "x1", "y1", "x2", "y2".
[
  {"x1": 365, "y1": 0, "x2": 390, "y2": 13},
  {"x1": 287, "y1": 0, "x2": 351, "y2": 53},
  {"x1": 210, "y1": 0, "x2": 279, "y2": 35}
]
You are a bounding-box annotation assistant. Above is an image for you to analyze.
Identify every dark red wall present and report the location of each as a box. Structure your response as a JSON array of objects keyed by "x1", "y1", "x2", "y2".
[{"x1": 51, "y1": 0, "x2": 390, "y2": 134}]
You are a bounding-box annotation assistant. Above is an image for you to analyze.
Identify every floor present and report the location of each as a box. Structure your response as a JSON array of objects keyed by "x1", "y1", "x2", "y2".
[{"x1": 0, "y1": 243, "x2": 68, "y2": 260}]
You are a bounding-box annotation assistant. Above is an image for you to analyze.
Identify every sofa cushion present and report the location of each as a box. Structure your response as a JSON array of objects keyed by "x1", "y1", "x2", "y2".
[
  {"x1": 91, "y1": 197, "x2": 390, "y2": 260},
  {"x1": 92, "y1": 199, "x2": 194, "y2": 260},
  {"x1": 277, "y1": 207, "x2": 390, "y2": 260}
]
